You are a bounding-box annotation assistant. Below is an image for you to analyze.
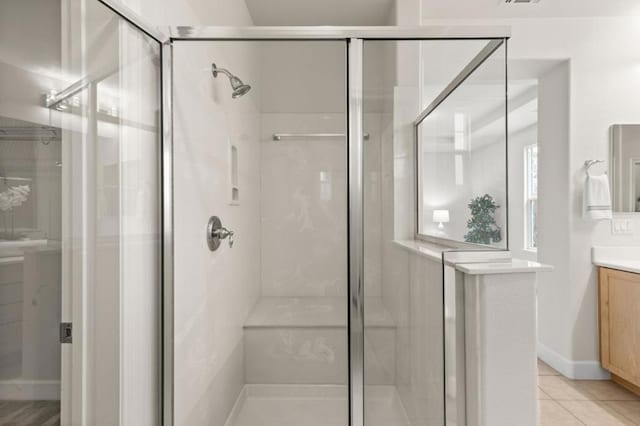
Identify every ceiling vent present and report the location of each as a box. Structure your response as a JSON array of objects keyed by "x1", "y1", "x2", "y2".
[{"x1": 504, "y1": 0, "x2": 540, "y2": 3}]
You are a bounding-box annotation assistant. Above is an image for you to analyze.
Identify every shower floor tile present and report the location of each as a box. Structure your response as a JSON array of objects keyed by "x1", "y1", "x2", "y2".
[{"x1": 226, "y1": 385, "x2": 410, "y2": 426}]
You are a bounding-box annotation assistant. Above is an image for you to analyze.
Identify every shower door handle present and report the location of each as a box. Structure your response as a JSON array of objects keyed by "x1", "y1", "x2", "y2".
[{"x1": 207, "y1": 216, "x2": 234, "y2": 251}]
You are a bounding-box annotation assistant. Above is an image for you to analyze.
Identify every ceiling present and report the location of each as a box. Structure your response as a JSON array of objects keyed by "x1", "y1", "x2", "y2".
[
  {"x1": 421, "y1": 0, "x2": 640, "y2": 20},
  {"x1": 244, "y1": 0, "x2": 640, "y2": 28},
  {"x1": 245, "y1": 0, "x2": 395, "y2": 25},
  {"x1": 420, "y1": 56, "x2": 566, "y2": 153}
]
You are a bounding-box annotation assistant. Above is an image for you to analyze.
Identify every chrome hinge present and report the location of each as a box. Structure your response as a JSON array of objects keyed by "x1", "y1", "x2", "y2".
[{"x1": 60, "y1": 322, "x2": 72, "y2": 344}]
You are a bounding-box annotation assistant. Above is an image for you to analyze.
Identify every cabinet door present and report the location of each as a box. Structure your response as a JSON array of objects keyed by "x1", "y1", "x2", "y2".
[{"x1": 599, "y1": 267, "x2": 640, "y2": 384}]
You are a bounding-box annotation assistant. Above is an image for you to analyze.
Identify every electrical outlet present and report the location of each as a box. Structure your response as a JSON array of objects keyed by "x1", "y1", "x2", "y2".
[{"x1": 611, "y1": 218, "x2": 635, "y2": 235}]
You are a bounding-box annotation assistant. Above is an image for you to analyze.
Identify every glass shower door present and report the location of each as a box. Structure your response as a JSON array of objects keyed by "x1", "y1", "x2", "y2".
[
  {"x1": 0, "y1": 1, "x2": 162, "y2": 424},
  {"x1": 0, "y1": 4, "x2": 67, "y2": 422},
  {"x1": 360, "y1": 37, "x2": 507, "y2": 426},
  {"x1": 60, "y1": 3, "x2": 163, "y2": 424},
  {"x1": 359, "y1": 39, "x2": 446, "y2": 426},
  {"x1": 170, "y1": 39, "x2": 350, "y2": 426}
]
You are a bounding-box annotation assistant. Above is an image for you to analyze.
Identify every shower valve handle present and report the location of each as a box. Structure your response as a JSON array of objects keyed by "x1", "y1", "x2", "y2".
[
  {"x1": 213, "y1": 227, "x2": 234, "y2": 248},
  {"x1": 206, "y1": 216, "x2": 234, "y2": 251}
]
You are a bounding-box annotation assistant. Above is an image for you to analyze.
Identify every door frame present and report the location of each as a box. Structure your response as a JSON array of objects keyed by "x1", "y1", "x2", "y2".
[{"x1": 93, "y1": 2, "x2": 511, "y2": 425}]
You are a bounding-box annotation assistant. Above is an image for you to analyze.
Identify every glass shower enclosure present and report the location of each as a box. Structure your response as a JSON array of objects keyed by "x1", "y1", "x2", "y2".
[
  {"x1": 1, "y1": 1, "x2": 161, "y2": 424},
  {"x1": 0, "y1": 0, "x2": 509, "y2": 424},
  {"x1": 160, "y1": 28, "x2": 508, "y2": 426}
]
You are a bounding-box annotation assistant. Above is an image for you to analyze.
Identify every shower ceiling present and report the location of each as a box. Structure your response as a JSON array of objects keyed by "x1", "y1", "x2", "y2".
[{"x1": 244, "y1": 0, "x2": 394, "y2": 25}]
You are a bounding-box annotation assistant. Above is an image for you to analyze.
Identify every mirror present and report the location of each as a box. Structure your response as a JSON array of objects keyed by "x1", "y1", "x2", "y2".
[{"x1": 611, "y1": 124, "x2": 640, "y2": 213}]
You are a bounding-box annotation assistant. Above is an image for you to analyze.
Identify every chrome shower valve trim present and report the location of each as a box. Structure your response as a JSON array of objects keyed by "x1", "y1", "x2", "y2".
[{"x1": 207, "y1": 216, "x2": 234, "y2": 251}]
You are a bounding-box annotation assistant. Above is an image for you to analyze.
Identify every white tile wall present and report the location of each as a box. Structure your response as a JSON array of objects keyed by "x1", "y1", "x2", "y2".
[
  {"x1": 260, "y1": 113, "x2": 383, "y2": 298},
  {"x1": 173, "y1": 41, "x2": 262, "y2": 426},
  {"x1": 260, "y1": 113, "x2": 348, "y2": 297}
]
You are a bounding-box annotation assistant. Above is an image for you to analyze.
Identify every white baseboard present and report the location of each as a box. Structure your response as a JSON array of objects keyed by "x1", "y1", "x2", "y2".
[
  {"x1": 537, "y1": 343, "x2": 610, "y2": 380},
  {"x1": 0, "y1": 379, "x2": 61, "y2": 400}
]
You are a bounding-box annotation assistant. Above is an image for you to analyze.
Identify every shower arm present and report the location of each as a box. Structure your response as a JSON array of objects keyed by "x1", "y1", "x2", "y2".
[{"x1": 211, "y1": 65, "x2": 232, "y2": 79}]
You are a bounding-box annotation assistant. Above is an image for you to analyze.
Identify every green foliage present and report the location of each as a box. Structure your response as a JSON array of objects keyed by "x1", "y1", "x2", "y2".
[{"x1": 464, "y1": 194, "x2": 502, "y2": 245}]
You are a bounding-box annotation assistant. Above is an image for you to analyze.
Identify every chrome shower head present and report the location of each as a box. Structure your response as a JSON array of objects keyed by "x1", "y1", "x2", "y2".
[{"x1": 212, "y1": 63, "x2": 251, "y2": 99}]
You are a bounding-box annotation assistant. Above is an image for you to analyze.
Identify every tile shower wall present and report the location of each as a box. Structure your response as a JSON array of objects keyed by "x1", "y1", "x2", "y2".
[
  {"x1": 260, "y1": 113, "x2": 347, "y2": 297},
  {"x1": 259, "y1": 113, "x2": 383, "y2": 298},
  {"x1": 173, "y1": 41, "x2": 261, "y2": 426}
]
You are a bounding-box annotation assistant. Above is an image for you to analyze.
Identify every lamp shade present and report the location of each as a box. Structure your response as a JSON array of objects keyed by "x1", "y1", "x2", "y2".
[{"x1": 433, "y1": 209, "x2": 450, "y2": 223}]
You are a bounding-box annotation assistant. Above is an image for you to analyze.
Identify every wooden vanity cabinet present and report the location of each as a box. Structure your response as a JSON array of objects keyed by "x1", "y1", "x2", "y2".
[{"x1": 599, "y1": 267, "x2": 640, "y2": 394}]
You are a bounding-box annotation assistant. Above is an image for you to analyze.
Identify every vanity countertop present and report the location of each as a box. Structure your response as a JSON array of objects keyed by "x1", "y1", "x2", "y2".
[{"x1": 592, "y1": 246, "x2": 640, "y2": 274}]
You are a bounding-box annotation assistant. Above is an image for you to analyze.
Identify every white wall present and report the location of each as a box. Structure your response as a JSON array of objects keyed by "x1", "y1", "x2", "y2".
[
  {"x1": 422, "y1": 14, "x2": 640, "y2": 377},
  {"x1": 535, "y1": 60, "x2": 573, "y2": 373},
  {"x1": 565, "y1": 17, "x2": 640, "y2": 371},
  {"x1": 512, "y1": 18, "x2": 640, "y2": 377}
]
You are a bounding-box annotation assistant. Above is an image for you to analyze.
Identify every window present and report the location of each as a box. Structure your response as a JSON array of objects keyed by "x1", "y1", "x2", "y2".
[{"x1": 525, "y1": 144, "x2": 538, "y2": 250}]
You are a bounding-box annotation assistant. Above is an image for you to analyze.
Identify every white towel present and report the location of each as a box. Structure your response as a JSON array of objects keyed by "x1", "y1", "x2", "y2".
[{"x1": 583, "y1": 174, "x2": 612, "y2": 220}]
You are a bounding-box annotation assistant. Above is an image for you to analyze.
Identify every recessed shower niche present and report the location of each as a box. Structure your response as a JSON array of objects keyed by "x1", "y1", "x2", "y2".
[{"x1": 230, "y1": 142, "x2": 239, "y2": 205}]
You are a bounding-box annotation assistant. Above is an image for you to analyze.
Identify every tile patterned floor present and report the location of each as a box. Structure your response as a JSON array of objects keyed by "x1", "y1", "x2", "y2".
[{"x1": 538, "y1": 359, "x2": 640, "y2": 425}]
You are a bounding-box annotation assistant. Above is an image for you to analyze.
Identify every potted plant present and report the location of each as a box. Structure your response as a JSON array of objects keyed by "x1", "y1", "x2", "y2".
[{"x1": 464, "y1": 194, "x2": 502, "y2": 245}]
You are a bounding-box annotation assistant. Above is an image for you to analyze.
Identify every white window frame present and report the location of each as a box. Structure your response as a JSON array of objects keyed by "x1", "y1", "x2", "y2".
[{"x1": 524, "y1": 144, "x2": 538, "y2": 251}]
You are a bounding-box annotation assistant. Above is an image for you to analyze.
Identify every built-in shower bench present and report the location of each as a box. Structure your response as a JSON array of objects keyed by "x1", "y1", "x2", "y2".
[
  {"x1": 244, "y1": 296, "x2": 394, "y2": 328},
  {"x1": 243, "y1": 296, "x2": 395, "y2": 385}
]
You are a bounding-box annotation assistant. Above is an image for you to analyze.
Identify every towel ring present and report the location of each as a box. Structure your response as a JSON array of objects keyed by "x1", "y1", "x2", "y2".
[{"x1": 584, "y1": 159, "x2": 605, "y2": 177}]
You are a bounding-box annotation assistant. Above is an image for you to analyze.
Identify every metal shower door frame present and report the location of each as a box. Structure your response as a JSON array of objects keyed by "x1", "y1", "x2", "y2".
[{"x1": 94, "y1": 2, "x2": 511, "y2": 425}]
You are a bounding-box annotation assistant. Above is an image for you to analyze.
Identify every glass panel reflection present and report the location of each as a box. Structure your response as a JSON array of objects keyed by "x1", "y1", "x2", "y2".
[
  {"x1": 418, "y1": 42, "x2": 508, "y2": 248},
  {"x1": 0, "y1": 0, "x2": 161, "y2": 423}
]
